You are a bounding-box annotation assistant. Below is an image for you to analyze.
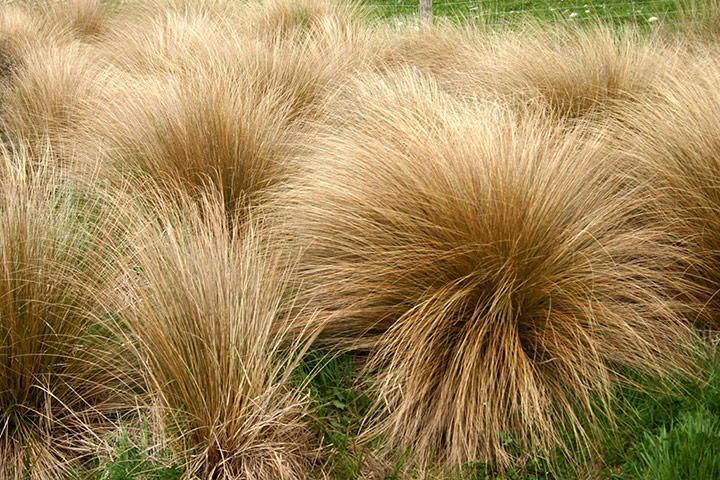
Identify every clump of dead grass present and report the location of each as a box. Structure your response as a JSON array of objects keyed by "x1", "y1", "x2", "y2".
[
  {"x1": 243, "y1": 0, "x2": 366, "y2": 40},
  {"x1": 71, "y1": 62, "x2": 300, "y2": 219},
  {"x1": 0, "y1": 41, "x2": 119, "y2": 159},
  {"x1": 81, "y1": 17, "x2": 373, "y2": 219},
  {"x1": 385, "y1": 23, "x2": 679, "y2": 121}
]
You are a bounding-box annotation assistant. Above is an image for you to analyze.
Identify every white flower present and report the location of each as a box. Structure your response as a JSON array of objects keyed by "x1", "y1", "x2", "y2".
[
  {"x1": 648, "y1": 16, "x2": 659, "y2": 22},
  {"x1": 569, "y1": 12, "x2": 578, "y2": 18}
]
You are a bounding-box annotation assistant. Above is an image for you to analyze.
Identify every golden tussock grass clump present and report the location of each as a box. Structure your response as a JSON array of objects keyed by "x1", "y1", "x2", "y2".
[
  {"x1": 107, "y1": 185, "x2": 318, "y2": 479},
  {"x1": 269, "y1": 71, "x2": 701, "y2": 468},
  {"x1": 0, "y1": 5, "x2": 47, "y2": 80},
  {"x1": 95, "y1": 7, "x2": 231, "y2": 75},
  {"x1": 81, "y1": 17, "x2": 370, "y2": 218},
  {"x1": 243, "y1": 0, "x2": 366, "y2": 41},
  {"x1": 0, "y1": 0, "x2": 109, "y2": 63},
  {"x1": 606, "y1": 51, "x2": 720, "y2": 328},
  {"x1": 385, "y1": 24, "x2": 679, "y2": 121},
  {"x1": 121, "y1": 0, "x2": 248, "y2": 25},
  {"x1": 0, "y1": 42, "x2": 119, "y2": 158},
  {"x1": 73, "y1": 60, "x2": 301, "y2": 219},
  {"x1": 239, "y1": 0, "x2": 383, "y2": 83},
  {"x1": 96, "y1": 0, "x2": 376, "y2": 78},
  {"x1": 35, "y1": 0, "x2": 111, "y2": 40},
  {"x1": 0, "y1": 143, "x2": 137, "y2": 480}
]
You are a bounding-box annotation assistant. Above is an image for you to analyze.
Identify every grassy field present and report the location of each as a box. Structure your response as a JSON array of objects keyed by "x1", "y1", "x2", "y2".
[
  {"x1": 361, "y1": 0, "x2": 678, "y2": 24},
  {"x1": 362, "y1": 0, "x2": 720, "y2": 38},
  {"x1": 2, "y1": 0, "x2": 720, "y2": 479}
]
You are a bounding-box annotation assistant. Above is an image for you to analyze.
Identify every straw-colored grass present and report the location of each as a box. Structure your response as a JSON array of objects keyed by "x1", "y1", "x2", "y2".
[
  {"x1": 1, "y1": 0, "x2": 718, "y2": 477},
  {"x1": 0, "y1": 41, "x2": 118, "y2": 159},
  {"x1": 106, "y1": 185, "x2": 318, "y2": 479},
  {"x1": 77, "y1": 1, "x2": 378, "y2": 219},
  {"x1": 0, "y1": 143, "x2": 135, "y2": 480},
  {"x1": 269, "y1": 71, "x2": 701, "y2": 469},
  {"x1": 385, "y1": 24, "x2": 680, "y2": 121},
  {"x1": 243, "y1": 0, "x2": 366, "y2": 40},
  {"x1": 72, "y1": 64, "x2": 299, "y2": 219},
  {"x1": 607, "y1": 50, "x2": 720, "y2": 329}
]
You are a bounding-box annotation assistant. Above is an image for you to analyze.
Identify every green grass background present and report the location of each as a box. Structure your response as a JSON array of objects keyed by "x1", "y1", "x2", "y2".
[{"x1": 361, "y1": 0, "x2": 691, "y2": 27}]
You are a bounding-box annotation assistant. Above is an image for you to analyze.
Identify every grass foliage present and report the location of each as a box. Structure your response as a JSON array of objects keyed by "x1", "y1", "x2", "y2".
[
  {"x1": 0, "y1": 0, "x2": 719, "y2": 478},
  {"x1": 0, "y1": 144, "x2": 134, "y2": 479}
]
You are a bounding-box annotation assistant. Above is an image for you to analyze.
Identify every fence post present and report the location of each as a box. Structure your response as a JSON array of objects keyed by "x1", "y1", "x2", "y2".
[{"x1": 419, "y1": 0, "x2": 433, "y2": 30}]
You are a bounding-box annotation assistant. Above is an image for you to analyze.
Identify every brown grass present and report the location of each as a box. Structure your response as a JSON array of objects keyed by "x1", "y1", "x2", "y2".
[
  {"x1": 0, "y1": 41, "x2": 119, "y2": 159},
  {"x1": 0, "y1": 1, "x2": 717, "y2": 476},
  {"x1": 80, "y1": 10, "x2": 377, "y2": 219},
  {"x1": 38, "y1": 0, "x2": 111, "y2": 40},
  {"x1": 243, "y1": 0, "x2": 367, "y2": 40},
  {"x1": 384, "y1": 24, "x2": 680, "y2": 121},
  {"x1": 95, "y1": 7, "x2": 232, "y2": 75},
  {"x1": 269, "y1": 71, "x2": 701, "y2": 469},
  {"x1": 606, "y1": 49, "x2": 720, "y2": 328},
  {"x1": 0, "y1": 142, "x2": 136, "y2": 480},
  {"x1": 106, "y1": 184, "x2": 318, "y2": 479},
  {"x1": 71, "y1": 62, "x2": 299, "y2": 220}
]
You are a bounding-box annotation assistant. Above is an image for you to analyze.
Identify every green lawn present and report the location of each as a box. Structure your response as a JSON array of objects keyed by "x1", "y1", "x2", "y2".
[{"x1": 360, "y1": 0, "x2": 683, "y2": 26}]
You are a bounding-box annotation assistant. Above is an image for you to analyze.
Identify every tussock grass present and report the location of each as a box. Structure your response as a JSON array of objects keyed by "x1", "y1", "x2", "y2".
[
  {"x1": 72, "y1": 61, "x2": 300, "y2": 218},
  {"x1": 0, "y1": 42, "x2": 119, "y2": 159},
  {"x1": 1, "y1": 0, "x2": 719, "y2": 477},
  {"x1": 106, "y1": 186, "x2": 319, "y2": 479},
  {"x1": 385, "y1": 24, "x2": 680, "y2": 121},
  {"x1": 0, "y1": 143, "x2": 135, "y2": 480},
  {"x1": 36, "y1": 0, "x2": 111, "y2": 40},
  {"x1": 95, "y1": 8, "x2": 232, "y2": 75},
  {"x1": 80, "y1": 6, "x2": 376, "y2": 219},
  {"x1": 0, "y1": 5, "x2": 47, "y2": 81},
  {"x1": 607, "y1": 52, "x2": 720, "y2": 329},
  {"x1": 270, "y1": 71, "x2": 702, "y2": 469},
  {"x1": 244, "y1": 0, "x2": 366, "y2": 40}
]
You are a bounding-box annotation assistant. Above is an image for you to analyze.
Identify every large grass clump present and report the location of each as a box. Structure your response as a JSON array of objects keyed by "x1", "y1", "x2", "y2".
[
  {"x1": 269, "y1": 71, "x2": 702, "y2": 469},
  {"x1": 74, "y1": 0, "x2": 379, "y2": 219}
]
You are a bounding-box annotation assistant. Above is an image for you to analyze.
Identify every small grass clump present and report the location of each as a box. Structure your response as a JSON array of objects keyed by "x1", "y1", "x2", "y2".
[
  {"x1": 0, "y1": 143, "x2": 133, "y2": 480},
  {"x1": 0, "y1": 41, "x2": 118, "y2": 159},
  {"x1": 106, "y1": 185, "x2": 319, "y2": 479},
  {"x1": 385, "y1": 23, "x2": 681, "y2": 122}
]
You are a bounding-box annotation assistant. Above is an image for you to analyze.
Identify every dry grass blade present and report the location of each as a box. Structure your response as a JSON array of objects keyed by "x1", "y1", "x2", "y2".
[
  {"x1": 270, "y1": 71, "x2": 701, "y2": 470},
  {"x1": 108, "y1": 186, "x2": 319, "y2": 479}
]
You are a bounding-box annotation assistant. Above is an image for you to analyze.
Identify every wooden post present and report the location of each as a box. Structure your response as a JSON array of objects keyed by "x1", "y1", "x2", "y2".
[{"x1": 419, "y1": 0, "x2": 432, "y2": 31}]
